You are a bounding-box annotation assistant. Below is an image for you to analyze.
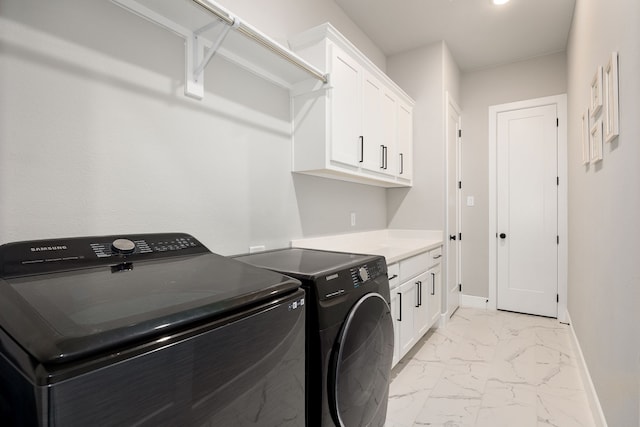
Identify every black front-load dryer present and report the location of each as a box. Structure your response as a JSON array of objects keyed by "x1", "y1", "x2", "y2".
[{"x1": 235, "y1": 248, "x2": 394, "y2": 427}]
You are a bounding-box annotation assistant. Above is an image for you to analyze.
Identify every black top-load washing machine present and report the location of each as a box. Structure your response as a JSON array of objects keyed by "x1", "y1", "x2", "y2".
[
  {"x1": 0, "y1": 233, "x2": 306, "y2": 426},
  {"x1": 235, "y1": 248, "x2": 394, "y2": 427}
]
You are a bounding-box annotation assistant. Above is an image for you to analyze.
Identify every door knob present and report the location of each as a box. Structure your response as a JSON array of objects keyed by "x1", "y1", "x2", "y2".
[
  {"x1": 499, "y1": 233, "x2": 507, "y2": 239},
  {"x1": 449, "y1": 235, "x2": 457, "y2": 241}
]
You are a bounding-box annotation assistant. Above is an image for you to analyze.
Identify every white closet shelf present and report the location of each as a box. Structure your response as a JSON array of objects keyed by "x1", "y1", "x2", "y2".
[{"x1": 112, "y1": 0, "x2": 328, "y2": 99}]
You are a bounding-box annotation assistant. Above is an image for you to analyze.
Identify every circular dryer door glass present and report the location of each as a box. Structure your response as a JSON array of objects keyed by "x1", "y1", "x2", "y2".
[{"x1": 331, "y1": 293, "x2": 394, "y2": 427}]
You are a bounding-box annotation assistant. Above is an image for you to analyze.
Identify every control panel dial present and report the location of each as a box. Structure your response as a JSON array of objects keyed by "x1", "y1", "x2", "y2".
[
  {"x1": 357, "y1": 266, "x2": 369, "y2": 282},
  {"x1": 111, "y1": 239, "x2": 136, "y2": 255}
]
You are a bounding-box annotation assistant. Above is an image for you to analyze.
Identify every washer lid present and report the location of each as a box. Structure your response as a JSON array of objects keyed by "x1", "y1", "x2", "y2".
[
  {"x1": 0, "y1": 235, "x2": 300, "y2": 365},
  {"x1": 234, "y1": 248, "x2": 378, "y2": 279}
]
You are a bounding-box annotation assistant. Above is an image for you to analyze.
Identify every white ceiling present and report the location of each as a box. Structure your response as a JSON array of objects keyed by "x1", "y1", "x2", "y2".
[{"x1": 333, "y1": 0, "x2": 576, "y2": 71}]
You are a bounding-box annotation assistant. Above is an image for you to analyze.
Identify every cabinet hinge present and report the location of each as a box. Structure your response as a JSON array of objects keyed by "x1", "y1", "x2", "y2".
[
  {"x1": 458, "y1": 181, "x2": 462, "y2": 189},
  {"x1": 459, "y1": 283, "x2": 462, "y2": 292},
  {"x1": 458, "y1": 129, "x2": 462, "y2": 138}
]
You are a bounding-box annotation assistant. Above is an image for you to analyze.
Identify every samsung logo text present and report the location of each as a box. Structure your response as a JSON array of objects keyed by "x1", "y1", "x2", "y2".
[{"x1": 30, "y1": 246, "x2": 68, "y2": 252}]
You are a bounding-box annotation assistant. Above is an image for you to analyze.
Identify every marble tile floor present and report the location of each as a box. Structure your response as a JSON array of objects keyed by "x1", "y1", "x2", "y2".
[{"x1": 386, "y1": 307, "x2": 596, "y2": 427}]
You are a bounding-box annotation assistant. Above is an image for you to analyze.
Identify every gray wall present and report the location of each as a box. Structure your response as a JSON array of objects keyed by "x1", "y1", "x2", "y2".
[
  {"x1": 0, "y1": 0, "x2": 388, "y2": 254},
  {"x1": 386, "y1": 41, "x2": 460, "y2": 231},
  {"x1": 459, "y1": 53, "x2": 567, "y2": 298},
  {"x1": 566, "y1": 0, "x2": 640, "y2": 425}
]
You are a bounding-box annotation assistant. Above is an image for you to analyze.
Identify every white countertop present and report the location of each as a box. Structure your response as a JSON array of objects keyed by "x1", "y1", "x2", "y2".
[{"x1": 291, "y1": 229, "x2": 443, "y2": 264}]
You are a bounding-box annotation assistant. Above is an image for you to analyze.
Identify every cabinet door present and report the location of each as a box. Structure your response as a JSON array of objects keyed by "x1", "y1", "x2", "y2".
[
  {"x1": 427, "y1": 263, "x2": 442, "y2": 328},
  {"x1": 360, "y1": 72, "x2": 384, "y2": 173},
  {"x1": 380, "y1": 90, "x2": 397, "y2": 177},
  {"x1": 329, "y1": 44, "x2": 361, "y2": 167},
  {"x1": 397, "y1": 102, "x2": 413, "y2": 181},
  {"x1": 413, "y1": 272, "x2": 431, "y2": 339},
  {"x1": 396, "y1": 280, "x2": 416, "y2": 360},
  {"x1": 390, "y1": 291, "x2": 400, "y2": 368}
]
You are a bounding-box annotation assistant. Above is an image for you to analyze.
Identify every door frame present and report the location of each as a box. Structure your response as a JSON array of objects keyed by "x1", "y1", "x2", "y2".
[
  {"x1": 488, "y1": 94, "x2": 568, "y2": 323},
  {"x1": 445, "y1": 91, "x2": 462, "y2": 319}
]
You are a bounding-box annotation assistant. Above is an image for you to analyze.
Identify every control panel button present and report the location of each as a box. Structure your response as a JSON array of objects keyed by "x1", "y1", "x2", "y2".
[{"x1": 111, "y1": 239, "x2": 136, "y2": 255}]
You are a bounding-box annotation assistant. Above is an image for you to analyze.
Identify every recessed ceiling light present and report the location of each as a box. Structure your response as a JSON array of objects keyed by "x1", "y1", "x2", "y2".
[{"x1": 493, "y1": 0, "x2": 510, "y2": 5}]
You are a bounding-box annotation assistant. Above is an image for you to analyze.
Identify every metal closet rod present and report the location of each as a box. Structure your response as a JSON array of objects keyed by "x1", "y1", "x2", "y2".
[{"x1": 191, "y1": 0, "x2": 328, "y2": 84}]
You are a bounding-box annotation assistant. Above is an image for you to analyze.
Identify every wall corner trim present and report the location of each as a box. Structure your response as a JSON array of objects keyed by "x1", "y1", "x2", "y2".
[{"x1": 566, "y1": 312, "x2": 609, "y2": 427}]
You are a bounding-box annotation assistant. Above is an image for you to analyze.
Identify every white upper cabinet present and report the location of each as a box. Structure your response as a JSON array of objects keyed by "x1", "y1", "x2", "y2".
[
  {"x1": 289, "y1": 23, "x2": 415, "y2": 188},
  {"x1": 380, "y1": 88, "x2": 399, "y2": 178},
  {"x1": 397, "y1": 102, "x2": 414, "y2": 183},
  {"x1": 329, "y1": 45, "x2": 362, "y2": 168},
  {"x1": 361, "y1": 71, "x2": 385, "y2": 174}
]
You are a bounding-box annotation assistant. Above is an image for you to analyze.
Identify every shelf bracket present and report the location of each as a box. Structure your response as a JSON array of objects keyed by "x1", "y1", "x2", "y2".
[
  {"x1": 291, "y1": 71, "x2": 332, "y2": 97},
  {"x1": 185, "y1": 16, "x2": 240, "y2": 99}
]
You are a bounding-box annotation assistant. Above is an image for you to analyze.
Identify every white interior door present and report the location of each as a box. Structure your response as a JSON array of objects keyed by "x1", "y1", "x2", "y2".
[
  {"x1": 446, "y1": 95, "x2": 461, "y2": 317},
  {"x1": 496, "y1": 104, "x2": 558, "y2": 318}
]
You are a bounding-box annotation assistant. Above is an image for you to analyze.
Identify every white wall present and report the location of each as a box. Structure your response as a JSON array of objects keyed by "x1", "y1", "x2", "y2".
[
  {"x1": 566, "y1": 0, "x2": 640, "y2": 425},
  {"x1": 0, "y1": 0, "x2": 388, "y2": 254},
  {"x1": 459, "y1": 52, "x2": 567, "y2": 298},
  {"x1": 386, "y1": 41, "x2": 460, "y2": 231},
  {"x1": 443, "y1": 44, "x2": 461, "y2": 112},
  {"x1": 214, "y1": 0, "x2": 386, "y2": 71}
]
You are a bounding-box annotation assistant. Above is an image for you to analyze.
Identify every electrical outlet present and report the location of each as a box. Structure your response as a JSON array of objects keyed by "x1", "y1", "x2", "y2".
[
  {"x1": 249, "y1": 245, "x2": 265, "y2": 253},
  {"x1": 350, "y1": 212, "x2": 356, "y2": 227}
]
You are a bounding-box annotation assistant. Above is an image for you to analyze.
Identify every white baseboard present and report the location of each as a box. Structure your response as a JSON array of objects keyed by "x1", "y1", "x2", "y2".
[
  {"x1": 566, "y1": 312, "x2": 608, "y2": 427},
  {"x1": 459, "y1": 294, "x2": 490, "y2": 309}
]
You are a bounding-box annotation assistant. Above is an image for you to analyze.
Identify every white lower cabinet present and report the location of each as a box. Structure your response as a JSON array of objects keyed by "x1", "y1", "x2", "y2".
[
  {"x1": 427, "y1": 263, "x2": 442, "y2": 328},
  {"x1": 389, "y1": 247, "x2": 443, "y2": 368},
  {"x1": 391, "y1": 280, "x2": 416, "y2": 364},
  {"x1": 390, "y1": 291, "x2": 400, "y2": 367},
  {"x1": 413, "y1": 271, "x2": 431, "y2": 339}
]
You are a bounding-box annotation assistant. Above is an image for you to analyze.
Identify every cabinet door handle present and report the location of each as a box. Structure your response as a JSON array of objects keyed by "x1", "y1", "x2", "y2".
[
  {"x1": 433, "y1": 254, "x2": 442, "y2": 259},
  {"x1": 383, "y1": 146, "x2": 388, "y2": 169},
  {"x1": 397, "y1": 292, "x2": 402, "y2": 321},
  {"x1": 415, "y1": 282, "x2": 420, "y2": 308},
  {"x1": 359, "y1": 136, "x2": 364, "y2": 163},
  {"x1": 431, "y1": 273, "x2": 436, "y2": 296},
  {"x1": 399, "y1": 153, "x2": 404, "y2": 175},
  {"x1": 388, "y1": 274, "x2": 398, "y2": 280},
  {"x1": 420, "y1": 281, "x2": 423, "y2": 306},
  {"x1": 380, "y1": 145, "x2": 385, "y2": 168}
]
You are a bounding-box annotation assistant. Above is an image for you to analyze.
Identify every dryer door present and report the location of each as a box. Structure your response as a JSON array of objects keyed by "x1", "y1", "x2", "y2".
[{"x1": 330, "y1": 293, "x2": 394, "y2": 427}]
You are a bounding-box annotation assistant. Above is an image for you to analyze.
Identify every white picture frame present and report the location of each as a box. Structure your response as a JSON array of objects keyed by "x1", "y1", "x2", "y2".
[
  {"x1": 590, "y1": 66, "x2": 603, "y2": 118},
  {"x1": 604, "y1": 52, "x2": 620, "y2": 142},
  {"x1": 590, "y1": 118, "x2": 603, "y2": 163},
  {"x1": 582, "y1": 109, "x2": 590, "y2": 165}
]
